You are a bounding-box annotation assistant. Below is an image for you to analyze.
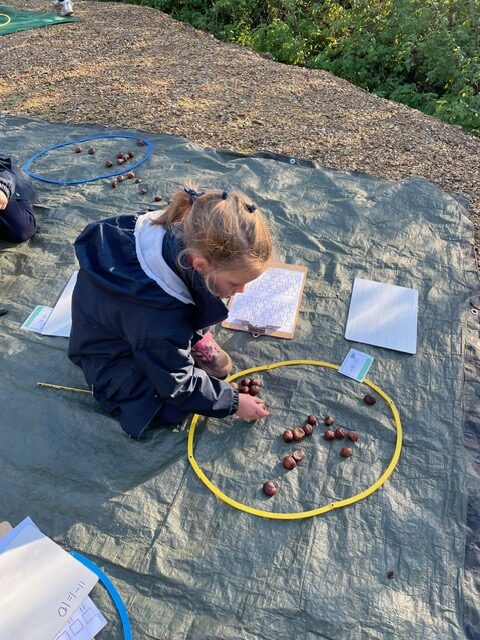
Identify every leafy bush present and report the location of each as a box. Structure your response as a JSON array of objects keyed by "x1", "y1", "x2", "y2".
[{"x1": 111, "y1": 0, "x2": 480, "y2": 134}]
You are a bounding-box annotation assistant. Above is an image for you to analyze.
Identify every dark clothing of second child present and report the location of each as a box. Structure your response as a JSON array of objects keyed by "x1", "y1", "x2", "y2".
[
  {"x1": 68, "y1": 213, "x2": 239, "y2": 440},
  {"x1": 0, "y1": 157, "x2": 37, "y2": 243}
]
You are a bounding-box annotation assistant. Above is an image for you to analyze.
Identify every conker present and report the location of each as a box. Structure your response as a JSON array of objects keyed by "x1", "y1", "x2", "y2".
[
  {"x1": 88, "y1": 147, "x2": 95, "y2": 155},
  {"x1": 303, "y1": 423, "x2": 314, "y2": 436},
  {"x1": 387, "y1": 570, "x2": 395, "y2": 579},
  {"x1": 293, "y1": 427, "x2": 305, "y2": 441},
  {"x1": 117, "y1": 151, "x2": 124, "y2": 159},
  {"x1": 117, "y1": 175, "x2": 125, "y2": 182},
  {"x1": 282, "y1": 429, "x2": 294, "y2": 443},
  {"x1": 74, "y1": 146, "x2": 82, "y2": 153},
  {"x1": 240, "y1": 378, "x2": 251, "y2": 387},
  {"x1": 283, "y1": 455, "x2": 297, "y2": 470},
  {"x1": 249, "y1": 384, "x2": 261, "y2": 396},
  {"x1": 105, "y1": 160, "x2": 113, "y2": 167},
  {"x1": 347, "y1": 431, "x2": 359, "y2": 442},
  {"x1": 364, "y1": 393, "x2": 376, "y2": 405},
  {"x1": 239, "y1": 385, "x2": 250, "y2": 394},
  {"x1": 324, "y1": 415, "x2": 335, "y2": 426},
  {"x1": 250, "y1": 378, "x2": 261, "y2": 387},
  {"x1": 292, "y1": 449, "x2": 304, "y2": 463},
  {"x1": 127, "y1": 151, "x2": 134, "y2": 158},
  {"x1": 154, "y1": 195, "x2": 162, "y2": 202},
  {"x1": 122, "y1": 153, "x2": 129, "y2": 162},
  {"x1": 340, "y1": 447, "x2": 353, "y2": 458},
  {"x1": 334, "y1": 427, "x2": 346, "y2": 439},
  {"x1": 126, "y1": 171, "x2": 135, "y2": 179},
  {"x1": 111, "y1": 180, "x2": 117, "y2": 188},
  {"x1": 136, "y1": 139, "x2": 145, "y2": 146},
  {"x1": 324, "y1": 429, "x2": 335, "y2": 440},
  {"x1": 306, "y1": 415, "x2": 317, "y2": 426},
  {"x1": 117, "y1": 158, "x2": 125, "y2": 165},
  {"x1": 263, "y1": 481, "x2": 277, "y2": 497},
  {"x1": 134, "y1": 178, "x2": 142, "y2": 184}
]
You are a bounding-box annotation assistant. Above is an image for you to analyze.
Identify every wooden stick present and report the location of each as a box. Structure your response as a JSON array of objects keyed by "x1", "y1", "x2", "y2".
[{"x1": 37, "y1": 381, "x2": 92, "y2": 395}]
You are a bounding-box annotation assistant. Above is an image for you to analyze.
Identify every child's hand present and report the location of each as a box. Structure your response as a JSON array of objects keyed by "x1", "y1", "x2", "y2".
[
  {"x1": 235, "y1": 393, "x2": 270, "y2": 421},
  {"x1": 0, "y1": 191, "x2": 8, "y2": 210}
]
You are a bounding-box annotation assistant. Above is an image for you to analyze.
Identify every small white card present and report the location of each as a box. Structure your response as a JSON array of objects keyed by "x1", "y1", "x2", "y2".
[
  {"x1": 339, "y1": 348, "x2": 374, "y2": 382},
  {"x1": 21, "y1": 305, "x2": 53, "y2": 333}
]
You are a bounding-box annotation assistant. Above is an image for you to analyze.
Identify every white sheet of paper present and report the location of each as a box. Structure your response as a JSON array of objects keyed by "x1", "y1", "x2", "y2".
[
  {"x1": 41, "y1": 271, "x2": 78, "y2": 337},
  {"x1": 21, "y1": 305, "x2": 53, "y2": 333},
  {"x1": 55, "y1": 596, "x2": 107, "y2": 640},
  {"x1": 226, "y1": 268, "x2": 306, "y2": 334},
  {"x1": 345, "y1": 278, "x2": 418, "y2": 354},
  {"x1": 0, "y1": 517, "x2": 98, "y2": 640}
]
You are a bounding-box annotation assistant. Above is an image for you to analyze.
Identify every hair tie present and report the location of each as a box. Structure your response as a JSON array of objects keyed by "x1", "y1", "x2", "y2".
[
  {"x1": 221, "y1": 190, "x2": 228, "y2": 199},
  {"x1": 245, "y1": 203, "x2": 257, "y2": 213},
  {"x1": 184, "y1": 187, "x2": 204, "y2": 205}
]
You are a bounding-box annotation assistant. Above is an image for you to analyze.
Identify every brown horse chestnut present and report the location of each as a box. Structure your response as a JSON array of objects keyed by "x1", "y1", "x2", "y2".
[
  {"x1": 117, "y1": 158, "x2": 125, "y2": 165},
  {"x1": 347, "y1": 431, "x2": 359, "y2": 442},
  {"x1": 334, "y1": 428, "x2": 346, "y2": 439},
  {"x1": 239, "y1": 385, "x2": 250, "y2": 394},
  {"x1": 88, "y1": 147, "x2": 95, "y2": 155},
  {"x1": 263, "y1": 481, "x2": 277, "y2": 497},
  {"x1": 127, "y1": 171, "x2": 135, "y2": 179},
  {"x1": 249, "y1": 385, "x2": 261, "y2": 396},
  {"x1": 105, "y1": 160, "x2": 113, "y2": 167},
  {"x1": 303, "y1": 423, "x2": 314, "y2": 436},
  {"x1": 111, "y1": 180, "x2": 117, "y2": 188},
  {"x1": 117, "y1": 151, "x2": 124, "y2": 159},
  {"x1": 154, "y1": 195, "x2": 162, "y2": 202},
  {"x1": 340, "y1": 447, "x2": 353, "y2": 458},
  {"x1": 117, "y1": 175, "x2": 125, "y2": 182},
  {"x1": 127, "y1": 150, "x2": 134, "y2": 158},
  {"x1": 292, "y1": 449, "x2": 304, "y2": 463},
  {"x1": 293, "y1": 427, "x2": 305, "y2": 441},
  {"x1": 282, "y1": 429, "x2": 294, "y2": 443},
  {"x1": 324, "y1": 429, "x2": 335, "y2": 440},
  {"x1": 283, "y1": 455, "x2": 297, "y2": 470},
  {"x1": 364, "y1": 393, "x2": 376, "y2": 405},
  {"x1": 306, "y1": 415, "x2": 317, "y2": 426},
  {"x1": 134, "y1": 178, "x2": 142, "y2": 184},
  {"x1": 240, "y1": 378, "x2": 251, "y2": 387},
  {"x1": 324, "y1": 415, "x2": 335, "y2": 426}
]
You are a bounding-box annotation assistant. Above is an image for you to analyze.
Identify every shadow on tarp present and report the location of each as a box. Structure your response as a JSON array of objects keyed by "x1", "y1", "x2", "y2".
[
  {"x1": 0, "y1": 4, "x2": 79, "y2": 35},
  {"x1": 0, "y1": 114, "x2": 479, "y2": 640}
]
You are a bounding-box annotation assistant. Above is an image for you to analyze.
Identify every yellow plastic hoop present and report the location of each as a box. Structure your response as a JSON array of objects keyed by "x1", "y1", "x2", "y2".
[
  {"x1": 0, "y1": 13, "x2": 11, "y2": 27},
  {"x1": 187, "y1": 359, "x2": 402, "y2": 520}
]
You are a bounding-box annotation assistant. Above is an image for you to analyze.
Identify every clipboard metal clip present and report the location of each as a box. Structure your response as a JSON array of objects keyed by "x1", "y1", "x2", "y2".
[{"x1": 239, "y1": 320, "x2": 281, "y2": 339}]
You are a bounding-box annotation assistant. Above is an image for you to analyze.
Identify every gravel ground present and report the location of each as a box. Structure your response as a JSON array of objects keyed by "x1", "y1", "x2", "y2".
[{"x1": 2, "y1": 0, "x2": 480, "y2": 266}]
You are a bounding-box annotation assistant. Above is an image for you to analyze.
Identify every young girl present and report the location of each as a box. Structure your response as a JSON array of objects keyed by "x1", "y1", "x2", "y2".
[{"x1": 68, "y1": 185, "x2": 272, "y2": 439}]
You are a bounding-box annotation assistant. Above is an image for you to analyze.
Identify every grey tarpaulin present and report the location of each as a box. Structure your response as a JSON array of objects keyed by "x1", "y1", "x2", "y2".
[{"x1": 0, "y1": 115, "x2": 478, "y2": 639}]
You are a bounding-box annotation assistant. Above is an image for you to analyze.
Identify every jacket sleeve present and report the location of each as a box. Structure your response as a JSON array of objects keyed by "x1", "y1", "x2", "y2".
[
  {"x1": 132, "y1": 334, "x2": 239, "y2": 419},
  {"x1": 0, "y1": 160, "x2": 14, "y2": 200}
]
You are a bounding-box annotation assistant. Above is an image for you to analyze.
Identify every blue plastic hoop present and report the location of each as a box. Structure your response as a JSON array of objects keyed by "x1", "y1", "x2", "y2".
[
  {"x1": 70, "y1": 551, "x2": 132, "y2": 640},
  {"x1": 22, "y1": 134, "x2": 153, "y2": 185}
]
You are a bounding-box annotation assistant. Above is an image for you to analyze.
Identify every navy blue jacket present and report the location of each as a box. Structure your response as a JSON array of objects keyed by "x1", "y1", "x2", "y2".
[
  {"x1": 68, "y1": 213, "x2": 239, "y2": 439},
  {"x1": 0, "y1": 157, "x2": 37, "y2": 203}
]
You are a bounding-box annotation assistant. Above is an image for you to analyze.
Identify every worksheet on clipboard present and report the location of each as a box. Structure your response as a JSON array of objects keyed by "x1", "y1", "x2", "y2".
[{"x1": 222, "y1": 264, "x2": 307, "y2": 339}]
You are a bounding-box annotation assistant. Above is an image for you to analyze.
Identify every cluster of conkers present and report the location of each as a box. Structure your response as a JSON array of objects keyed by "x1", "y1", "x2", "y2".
[
  {"x1": 263, "y1": 415, "x2": 318, "y2": 496},
  {"x1": 323, "y1": 415, "x2": 360, "y2": 458},
  {"x1": 238, "y1": 377, "x2": 262, "y2": 396},
  {"x1": 262, "y1": 393, "x2": 377, "y2": 497}
]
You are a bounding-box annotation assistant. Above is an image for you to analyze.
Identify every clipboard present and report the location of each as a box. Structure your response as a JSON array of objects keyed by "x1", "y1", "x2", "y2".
[{"x1": 222, "y1": 263, "x2": 308, "y2": 339}]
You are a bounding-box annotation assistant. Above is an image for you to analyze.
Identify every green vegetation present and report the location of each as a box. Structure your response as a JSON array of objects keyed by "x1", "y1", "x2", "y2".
[{"x1": 119, "y1": 0, "x2": 480, "y2": 134}]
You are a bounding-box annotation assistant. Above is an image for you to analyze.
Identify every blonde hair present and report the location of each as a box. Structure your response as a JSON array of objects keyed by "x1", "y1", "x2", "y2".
[{"x1": 151, "y1": 184, "x2": 273, "y2": 281}]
